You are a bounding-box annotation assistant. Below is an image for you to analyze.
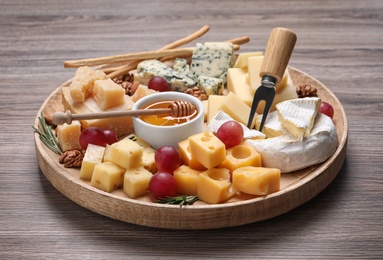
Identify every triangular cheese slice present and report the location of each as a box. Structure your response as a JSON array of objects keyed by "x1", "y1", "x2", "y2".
[{"x1": 276, "y1": 97, "x2": 321, "y2": 140}]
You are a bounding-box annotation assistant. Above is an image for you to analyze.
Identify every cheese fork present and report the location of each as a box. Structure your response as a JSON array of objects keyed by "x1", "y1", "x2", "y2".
[{"x1": 247, "y1": 27, "x2": 297, "y2": 132}]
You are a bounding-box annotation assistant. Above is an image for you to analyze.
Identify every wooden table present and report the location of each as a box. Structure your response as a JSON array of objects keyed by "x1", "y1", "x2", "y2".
[{"x1": 1, "y1": 0, "x2": 382, "y2": 258}]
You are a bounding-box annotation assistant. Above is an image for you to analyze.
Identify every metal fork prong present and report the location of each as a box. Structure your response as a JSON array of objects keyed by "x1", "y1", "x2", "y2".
[
  {"x1": 247, "y1": 97, "x2": 261, "y2": 128},
  {"x1": 258, "y1": 99, "x2": 273, "y2": 132}
]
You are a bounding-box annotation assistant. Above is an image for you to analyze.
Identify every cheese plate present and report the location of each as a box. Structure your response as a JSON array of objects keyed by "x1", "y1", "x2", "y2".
[{"x1": 34, "y1": 67, "x2": 348, "y2": 230}]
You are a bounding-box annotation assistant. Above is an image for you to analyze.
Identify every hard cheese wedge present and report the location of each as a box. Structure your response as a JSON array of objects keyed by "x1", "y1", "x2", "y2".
[{"x1": 276, "y1": 97, "x2": 321, "y2": 140}]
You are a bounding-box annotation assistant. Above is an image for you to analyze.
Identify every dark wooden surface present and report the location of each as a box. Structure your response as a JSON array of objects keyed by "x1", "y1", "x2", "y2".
[{"x1": 1, "y1": 0, "x2": 382, "y2": 259}]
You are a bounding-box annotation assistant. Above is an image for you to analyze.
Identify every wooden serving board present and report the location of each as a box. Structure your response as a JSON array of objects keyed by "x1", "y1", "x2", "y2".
[{"x1": 34, "y1": 67, "x2": 348, "y2": 230}]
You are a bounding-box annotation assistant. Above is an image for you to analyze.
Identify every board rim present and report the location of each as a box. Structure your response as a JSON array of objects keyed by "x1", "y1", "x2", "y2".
[{"x1": 34, "y1": 66, "x2": 348, "y2": 230}]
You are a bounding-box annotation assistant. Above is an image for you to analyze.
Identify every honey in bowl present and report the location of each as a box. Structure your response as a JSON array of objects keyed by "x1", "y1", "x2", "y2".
[{"x1": 139, "y1": 100, "x2": 198, "y2": 126}]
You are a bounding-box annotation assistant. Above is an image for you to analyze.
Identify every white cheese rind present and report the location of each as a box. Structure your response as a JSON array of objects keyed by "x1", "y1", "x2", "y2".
[
  {"x1": 245, "y1": 113, "x2": 338, "y2": 173},
  {"x1": 276, "y1": 97, "x2": 321, "y2": 141}
]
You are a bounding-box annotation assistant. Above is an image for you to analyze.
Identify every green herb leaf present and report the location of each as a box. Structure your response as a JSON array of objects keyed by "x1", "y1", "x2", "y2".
[
  {"x1": 33, "y1": 112, "x2": 62, "y2": 155},
  {"x1": 157, "y1": 195, "x2": 198, "y2": 206}
]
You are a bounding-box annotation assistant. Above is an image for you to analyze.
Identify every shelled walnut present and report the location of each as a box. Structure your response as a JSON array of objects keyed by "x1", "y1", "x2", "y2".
[
  {"x1": 59, "y1": 150, "x2": 84, "y2": 168},
  {"x1": 296, "y1": 84, "x2": 318, "y2": 98},
  {"x1": 184, "y1": 87, "x2": 208, "y2": 100},
  {"x1": 113, "y1": 73, "x2": 139, "y2": 96}
]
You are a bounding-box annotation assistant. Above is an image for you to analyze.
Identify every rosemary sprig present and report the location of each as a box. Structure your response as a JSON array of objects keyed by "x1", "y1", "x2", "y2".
[
  {"x1": 32, "y1": 112, "x2": 62, "y2": 155},
  {"x1": 157, "y1": 195, "x2": 198, "y2": 206}
]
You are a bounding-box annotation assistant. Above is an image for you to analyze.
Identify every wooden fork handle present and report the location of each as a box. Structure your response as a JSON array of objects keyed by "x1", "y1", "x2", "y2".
[{"x1": 260, "y1": 27, "x2": 297, "y2": 83}]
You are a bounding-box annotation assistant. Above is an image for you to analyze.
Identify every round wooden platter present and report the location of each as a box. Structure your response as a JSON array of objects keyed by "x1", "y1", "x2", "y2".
[{"x1": 34, "y1": 67, "x2": 348, "y2": 230}]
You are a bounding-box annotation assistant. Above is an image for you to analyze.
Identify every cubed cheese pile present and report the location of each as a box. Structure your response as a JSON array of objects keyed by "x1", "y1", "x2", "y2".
[
  {"x1": 63, "y1": 66, "x2": 156, "y2": 137},
  {"x1": 175, "y1": 132, "x2": 281, "y2": 204},
  {"x1": 80, "y1": 134, "x2": 157, "y2": 199}
]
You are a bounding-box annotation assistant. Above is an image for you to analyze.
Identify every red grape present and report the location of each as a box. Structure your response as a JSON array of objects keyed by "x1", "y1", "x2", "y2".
[
  {"x1": 319, "y1": 101, "x2": 334, "y2": 119},
  {"x1": 216, "y1": 120, "x2": 244, "y2": 148},
  {"x1": 149, "y1": 172, "x2": 177, "y2": 199},
  {"x1": 155, "y1": 145, "x2": 181, "y2": 174},
  {"x1": 148, "y1": 76, "x2": 169, "y2": 92},
  {"x1": 103, "y1": 129, "x2": 118, "y2": 145},
  {"x1": 79, "y1": 127, "x2": 108, "y2": 150}
]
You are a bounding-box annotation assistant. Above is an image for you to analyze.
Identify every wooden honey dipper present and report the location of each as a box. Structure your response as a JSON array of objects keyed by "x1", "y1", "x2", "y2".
[{"x1": 52, "y1": 100, "x2": 196, "y2": 125}]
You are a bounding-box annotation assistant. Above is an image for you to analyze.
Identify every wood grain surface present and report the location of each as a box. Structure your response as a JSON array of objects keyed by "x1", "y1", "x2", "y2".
[{"x1": 1, "y1": 0, "x2": 382, "y2": 259}]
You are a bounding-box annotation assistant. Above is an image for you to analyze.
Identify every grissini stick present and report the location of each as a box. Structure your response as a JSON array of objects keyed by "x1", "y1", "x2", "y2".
[{"x1": 52, "y1": 100, "x2": 196, "y2": 125}]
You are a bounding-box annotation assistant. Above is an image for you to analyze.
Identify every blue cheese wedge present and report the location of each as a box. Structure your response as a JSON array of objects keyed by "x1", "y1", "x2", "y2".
[
  {"x1": 196, "y1": 76, "x2": 224, "y2": 96},
  {"x1": 134, "y1": 59, "x2": 195, "y2": 92},
  {"x1": 188, "y1": 42, "x2": 235, "y2": 85},
  {"x1": 246, "y1": 113, "x2": 338, "y2": 173},
  {"x1": 173, "y1": 58, "x2": 190, "y2": 75},
  {"x1": 276, "y1": 97, "x2": 321, "y2": 141}
]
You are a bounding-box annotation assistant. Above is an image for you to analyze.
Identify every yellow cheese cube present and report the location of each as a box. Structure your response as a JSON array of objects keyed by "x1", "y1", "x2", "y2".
[
  {"x1": 188, "y1": 132, "x2": 226, "y2": 169},
  {"x1": 62, "y1": 87, "x2": 134, "y2": 137},
  {"x1": 123, "y1": 166, "x2": 153, "y2": 199},
  {"x1": 219, "y1": 144, "x2": 262, "y2": 173},
  {"x1": 141, "y1": 147, "x2": 157, "y2": 173},
  {"x1": 207, "y1": 95, "x2": 226, "y2": 123},
  {"x1": 220, "y1": 92, "x2": 255, "y2": 128},
  {"x1": 173, "y1": 165, "x2": 202, "y2": 196},
  {"x1": 197, "y1": 168, "x2": 237, "y2": 204},
  {"x1": 178, "y1": 139, "x2": 206, "y2": 171},
  {"x1": 232, "y1": 166, "x2": 280, "y2": 195},
  {"x1": 227, "y1": 68, "x2": 253, "y2": 107},
  {"x1": 93, "y1": 78, "x2": 125, "y2": 110},
  {"x1": 124, "y1": 134, "x2": 151, "y2": 148},
  {"x1": 56, "y1": 121, "x2": 82, "y2": 152},
  {"x1": 90, "y1": 161, "x2": 125, "y2": 192},
  {"x1": 80, "y1": 144, "x2": 105, "y2": 181},
  {"x1": 103, "y1": 138, "x2": 143, "y2": 169},
  {"x1": 69, "y1": 66, "x2": 106, "y2": 103},
  {"x1": 233, "y1": 52, "x2": 263, "y2": 70}
]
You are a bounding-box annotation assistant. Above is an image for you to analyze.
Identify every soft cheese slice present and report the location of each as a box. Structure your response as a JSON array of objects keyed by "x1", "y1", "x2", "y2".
[
  {"x1": 245, "y1": 113, "x2": 338, "y2": 173},
  {"x1": 276, "y1": 97, "x2": 321, "y2": 140},
  {"x1": 255, "y1": 111, "x2": 286, "y2": 138}
]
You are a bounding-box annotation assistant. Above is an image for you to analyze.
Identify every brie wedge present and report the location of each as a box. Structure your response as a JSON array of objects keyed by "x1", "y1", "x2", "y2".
[
  {"x1": 276, "y1": 97, "x2": 321, "y2": 140},
  {"x1": 245, "y1": 113, "x2": 338, "y2": 173},
  {"x1": 255, "y1": 111, "x2": 286, "y2": 138}
]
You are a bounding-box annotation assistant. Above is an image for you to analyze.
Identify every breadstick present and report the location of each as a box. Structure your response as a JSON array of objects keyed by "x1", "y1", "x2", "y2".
[
  {"x1": 64, "y1": 48, "x2": 195, "y2": 68},
  {"x1": 107, "y1": 25, "x2": 210, "y2": 78}
]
